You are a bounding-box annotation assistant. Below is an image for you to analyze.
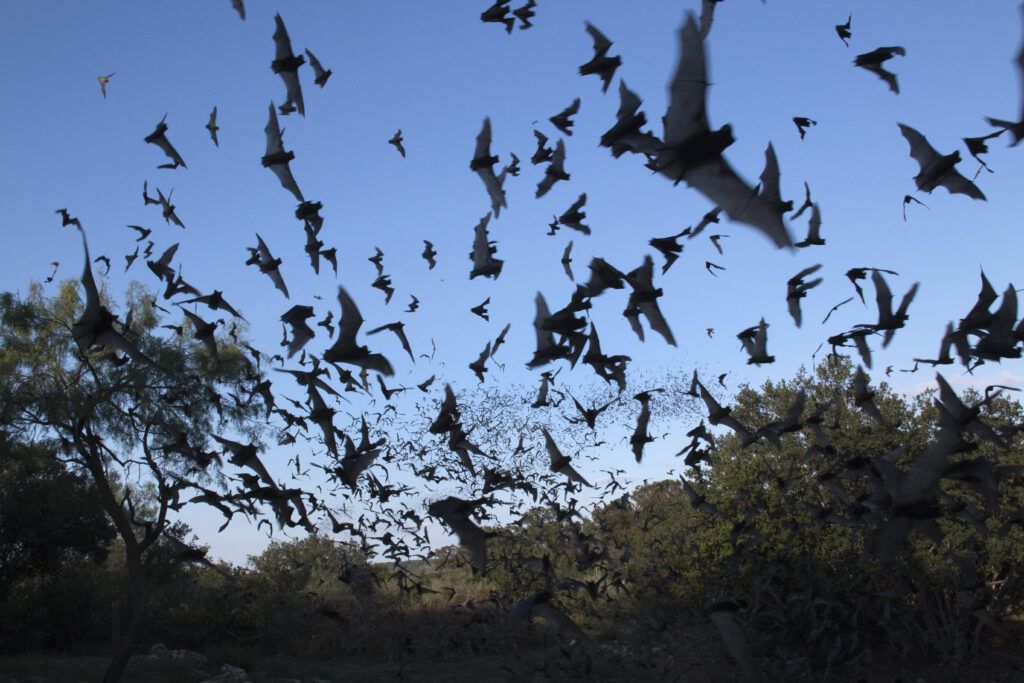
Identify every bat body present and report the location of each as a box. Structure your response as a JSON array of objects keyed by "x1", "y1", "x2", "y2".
[
  {"x1": 323, "y1": 287, "x2": 395, "y2": 376},
  {"x1": 144, "y1": 116, "x2": 187, "y2": 169},
  {"x1": 305, "y1": 48, "x2": 332, "y2": 87},
  {"x1": 854, "y1": 46, "x2": 905, "y2": 94}
]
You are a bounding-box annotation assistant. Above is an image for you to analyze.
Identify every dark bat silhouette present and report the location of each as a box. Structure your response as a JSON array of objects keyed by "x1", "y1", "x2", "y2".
[
  {"x1": 624, "y1": 255, "x2": 676, "y2": 346},
  {"x1": 181, "y1": 308, "x2": 221, "y2": 364},
  {"x1": 320, "y1": 247, "x2": 338, "y2": 275},
  {"x1": 535, "y1": 139, "x2": 569, "y2": 198},
  {"x1": 512, "y1": 0, "x2": 536, "y2": 30},
  {"x1": 556, "y1": 192, "x2": 588, "y2": 234},
  {"x1": 367, "y1": 321, "x2": 415, "y2": 363},
  {"x1": 986, "y1": 4, "x2": 1024, "y2": 144},
  {"x1": 406, "y1": 295, "x2": 420, "y2": 313},
  {"x1": 305, "y1": 48, "x2": 332, "y2": 87},
  {"x1": 651, "y1": 13, "x2": 793, "y2": 248},
  {"x1": 262, "y1": 103, "x2": 304, "y2": 202},
  {"x1": 323, "y1": 287, "x2": 394, "y2": 376},
  {"x1": 649, "y1": 228, "x2": 688, "y2": 274},
  {"x1": 630, "y1": 390, "x2": 658, "y2": 462},
  {"x1": 549, "y1": 98, "x2": 580, "y2": 136},
  {"x1": 601, "y1": 80, "x2": 662, "y2": 158},
  {"x1": 389, "y1": 129, "x2": 406, "y2": 157},
  {"x1": 706, "y1": 260, "x2": 726, "y2": 276},
  {"x1": 250, "y1": 234, "x2": 290, "y2": 298},
  {"x1": 471, "y1": 117, "x2": 508, "y2": 216},
  {"x1": 492, "y1": 322, "x2": 511, "y2": 357},
  {"x1": 786, "y1": 264, "x2": 823, "y2": 327},
  {"x1": 821, "y1": 296, "x2": 853, "y2": 324},
  {"x1": 470, "y1": 297, "x2": 490, "y2": 320},
  {"x1": 795, "y1": 203, "x2": 825, "y2": 247},
  {"x1": 686, "y1": 206, "x2": 722, "y2": 240},
  {"x1": 898, "y1": 123, "x2": 985, "y2": 200},
  {"x1": 963, "y1": 130, "x2": 1003, "y2": 177},
  {"x1": 585, "y1": 257, "x2": 627, "y2": 298},
  {"x1": 854, "y1": 46, "x2": 906, "y2": 94},
  {"x1": 421, "y1": 240, "x2": 437, "y2": 269},
  {"x1": 271, "y1": 14, "x2": 305, "y2": 116},
  {"x1": 480, "y1": 0, "x2": 514, "y2": 34},
  {"x1": 155, "y1": 187, "x2": 185, "y2": 228},
  {"x1": 144, "y1": 115, "x2": 187, "y2": 169},
  {"x1": 503, "y1": 152, "x2": 520, "y2": 177},
  {"x1": 579, "y1": 23, "x2": 621, "y2": 93},
  {"x1": 864, "y1": 269, "x2": 919, "y2": 347},
  {"x1": 97, "y1": 72, "x2": 114, "y2": 98},
  {"x1": 738, "y1": 318, "x2": 774, "y2": 364},
  {"x1": 70, "y1": 225, "x2": 161, "y2": 370},
  {"x1": 543, "y1": 427, "x2": 590, "y2": 486},
  {"x1": 468, "y1": 340, "x2": 491, "y2": 382},
  {"x1": 126, "y1": 224, "x2": 151, "y2": 241},
  {"x1": 901, "y1": 194, "x2": 928, "y2": 221},
  {"x1": 531, "y1": 129, "x2": 554, "y2": 164},
  {"x1": 846, "y1": 266, "x2": 898, "y2": 304},
  {"x1": 204, "y1": 106, "x2": 219, "y2": 147},
  {"x1": 428, "y1": 497, "x2": 494, "y2": 574},
  {"x1": 142, "y1": 180, "x2": 160, "y2": 206},
  {"x1": 793, "y1": 116, "x2": 817, "y2": 139},
  {"x1": 709, "y1": 233, "x2": 728, "y2": 255},
  {"x1": 280, "y1": 305, "x2": 315, "y2": 357},
  {"x1": 231, "y1": 0, "x2": 245, "y2": 21},
  {"x1": 561, "y1": 241, "x2": 574, "y2": 281},
  {"x1": 179, "y1": 290, "x2": 244, "y2": 319},
  {"x1": 469, "y1": 214, "x2": 503, "y2": 279},
  {"x1": 835, "y1": 14, "x2": 851, "y2": 46},
  {"x1": 790, "y1": 181, "x2": 813, "y2": 219}
]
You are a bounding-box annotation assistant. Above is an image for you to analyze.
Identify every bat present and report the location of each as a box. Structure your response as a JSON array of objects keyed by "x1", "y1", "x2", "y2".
[
  {"x1": 651, "y1": 13, "x2": 794, "y2": 248},
  {"x1": 535, "y1": 139, "x2": 569, "y2": 198},
  {"x1": 786, "y1": 264, "x2": 823, "y2": 328},
  {"x1": 985, "y1": 3, "x2": 1024, "y2": 145},
  {"x1": 251, "y1": 233, "x2": 290, "y2": 298},
  {"x1": 556, "y1": 192, "x2": 588, "y2": 234},
  {"x1": 579, "y1": 22, "x2": 621, "y2": 93},
  {"x1": 469, "y1": 213, "x2": 503, "y2": 279},
  {"x1": 305, "y1": 48, "x2": 332, "y2": 87},
  {"x1": 206, "y1": 107, "x2": 219, "y2": 147},
  {"x1": 262, "y1": 102, "x2": 304, "y2": 202},
  {"x1": 600, "y1": 80, "x2": 661, "y2": 158},
  {"x1": 322, "y1": 286, "x2": 395, "y2": 376},
  {"x1": 835, "y1": 14, "x2": 851, "y2": 46},
  {"x1": 97, "y1": 72, "x2": 114, "y2": 98},
  {"x1": 897, "y1": 123, "x2": 985, "y2": 200},
  {"x1": 271, "y1": 14, "x2": 305, "y2": 116},
  {"x1": 280, "y1": 305, "x2": 315, "y2": 357},
  {"x1": 389, "y1": 129, "x2": 406, "y2": 157},
  {"x1": 854, "y1": 46, "x2": 906, "y2": 94},
  {"x1": 144, "y1": 115, "x2": 187, "y2": 169},
  {"x1": 549, "y1": 98, "x2": 580, "y2": 136},
  {"x1": 470, "y1": 117, "x2": 507, "y2": 217}
]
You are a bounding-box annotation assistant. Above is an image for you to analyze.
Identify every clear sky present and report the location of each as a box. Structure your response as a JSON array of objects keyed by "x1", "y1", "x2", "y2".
[{"x1": 3, "y1": 0, "x2": 1023, "y2": 563}]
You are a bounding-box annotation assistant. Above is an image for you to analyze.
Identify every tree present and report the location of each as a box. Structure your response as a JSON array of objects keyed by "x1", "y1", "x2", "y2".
[{"x1": 0, "y1": 278, "x2": 286, "y2": 681}]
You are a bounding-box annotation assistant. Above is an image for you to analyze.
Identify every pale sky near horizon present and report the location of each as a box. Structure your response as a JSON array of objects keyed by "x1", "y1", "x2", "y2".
[{"x1": 3, "y1": 1, "x2": 1024, "y2": 564}]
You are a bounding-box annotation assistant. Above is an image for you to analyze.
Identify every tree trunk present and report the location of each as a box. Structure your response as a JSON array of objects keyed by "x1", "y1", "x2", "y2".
[{"x1": 103, "y1": 547, "x2": 148, "y2": 683}]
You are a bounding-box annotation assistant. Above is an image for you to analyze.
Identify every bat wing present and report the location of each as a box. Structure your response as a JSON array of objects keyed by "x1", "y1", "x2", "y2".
[
  {"x1": 474, "y1": 117, "x2": 492, "y2": 163},
  {"x1": 231, "y1": 0, "x2": 245, "y2": 20},
  {"x1": 871, "y1": 269, "x2": 894, "y2": 323},
  {"x1": 685, "y1": 158, "x2": 793, "y2": 248},
  {"x1": 937, "y1": 170, "x2": 986, "y2": 200},
  {"x1": 638, "y1": 300, "x2": 676, "y2": 346},
  {"x1": 897, "y1": 123, "x2": 940, "y2": 170},
  {"x1": 336, "y1": 286, "x2": 365, "y2": 348},
  {"x1": 788, "y1": 293, "x2": 803, "y2": 327},
  {"x1": 304, "y1": 48, "x2": 324, "y2": 77},
  {"x1": 664, "y1": 12, "x2": 709, "y2": 145},
  {"x1": 585, "y1": 22, "x2": 612, "y2": 57},
  {"x1": 273, "y1": 14, "x2": 294, "y2": 62},
  {"x1": 698, "y1": 0, "x2": 717, "y2": 39},
  {"x1": 156, "y1": 137, "x2": 187, "y2": 168},
  {"x1": 264, "y1": 103, "x2": 285, "y2": 156},
  {"x1": 270, "y1": 164, "x2": 304, "y2": 202},
  {"x1": 281, "y1": 71, "x2": 305, "y2": 116}
]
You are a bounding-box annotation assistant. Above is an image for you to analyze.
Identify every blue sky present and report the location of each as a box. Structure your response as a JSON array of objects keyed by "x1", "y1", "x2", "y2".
[{"x1": 3, "y1": 1, "x2": 1024, "y2": 563}]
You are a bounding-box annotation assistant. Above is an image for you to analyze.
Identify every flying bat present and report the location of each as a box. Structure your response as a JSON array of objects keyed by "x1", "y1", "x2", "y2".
[
  {"x1": 512, "y1": 0, "x2": 536, "y2": 30},
  {"x1": 367, "y1": 321, "x2": 415, "y2": 363},
  {"x1": 323, "y1": 286, "x2": 395, "y2": 376},
  {"x1": 535, "y1": 139, "x2": 569, "y2": 198},
  {"x1": 305, "y1": 48, "x2": 332, "y2": 87},
  {"x1": 280, "y1": 305, "x2": 315, "y2": 358},
  {"x1": 556, "y1": 192, "x2": 588, "y2": 234},
  {"x1": 650, "y1": 13, "x2": 793, "y2": 249},
  {"x1": 854, "y1": 46, "x2": 906, "y2": 94},
  {"x1": 579, "y1": 23, "x2": 621, "y2": 93},
  {"x1": 144, "y1": 115, "x2": 187, "y2": 169},
  {"x1": 480, "y1": 0, "x2": 515, "y2": 34},
  {"x1": 251, "y1": 233, "x2": 290, "y2": 298},
  {"x1": 531, "y1": 129, "x2": 554, "y2": 164},
  {"x1": 422, "y1": 240, "x2": 437, "y2": 269},
  {"x1": 271, "y1": 14, "x2": 305, "y2": 116},
  {"x1": 898, "y1": 123, "x2": 985, "y2": 200},
  {"x1": 835, "y1": 14, "x2": 851, "y2": 46},
  {"x1": 97, "y1": 72, "x2": 114, "y2": 98},
  {"x1": 206, "y1": 106, "x2": 219, "y2": 147},
  {"x1": 793, "y1": 116, "x2": 817, "y2": 139},
  {"x1": 600, "y1": 80, "x2": 661, "y2": 158},
  {"x1": 262, "y1": 103, "x2": 304, "y2": 202},
  {"x1": 389, "y1": 129, "x2": 406, "y2": 157},
  {"x1": 985, "y1": 4, "x2": 1024, "y2": 145},
  {"x1": 786, "y1": 264, "x2": 823, "y2": 327},
  {"x1": 231, "y1": 0, "x2": 245, "y2": 20},
  {"x1": 542, "y1": 427, "x2": 591, "y2": 487},
  {"x1": 795, "y1": 203, "x2": 825, "y2": 247},
  {"x1": 469, "y1": 213, "x2": 503, "y2": 279},
  {"x1": 471, "y1": 117, "x2": 507, "y2": 216},
  {"x1": 549, "y1": 98, "x2": 580, "y2": 136}
]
